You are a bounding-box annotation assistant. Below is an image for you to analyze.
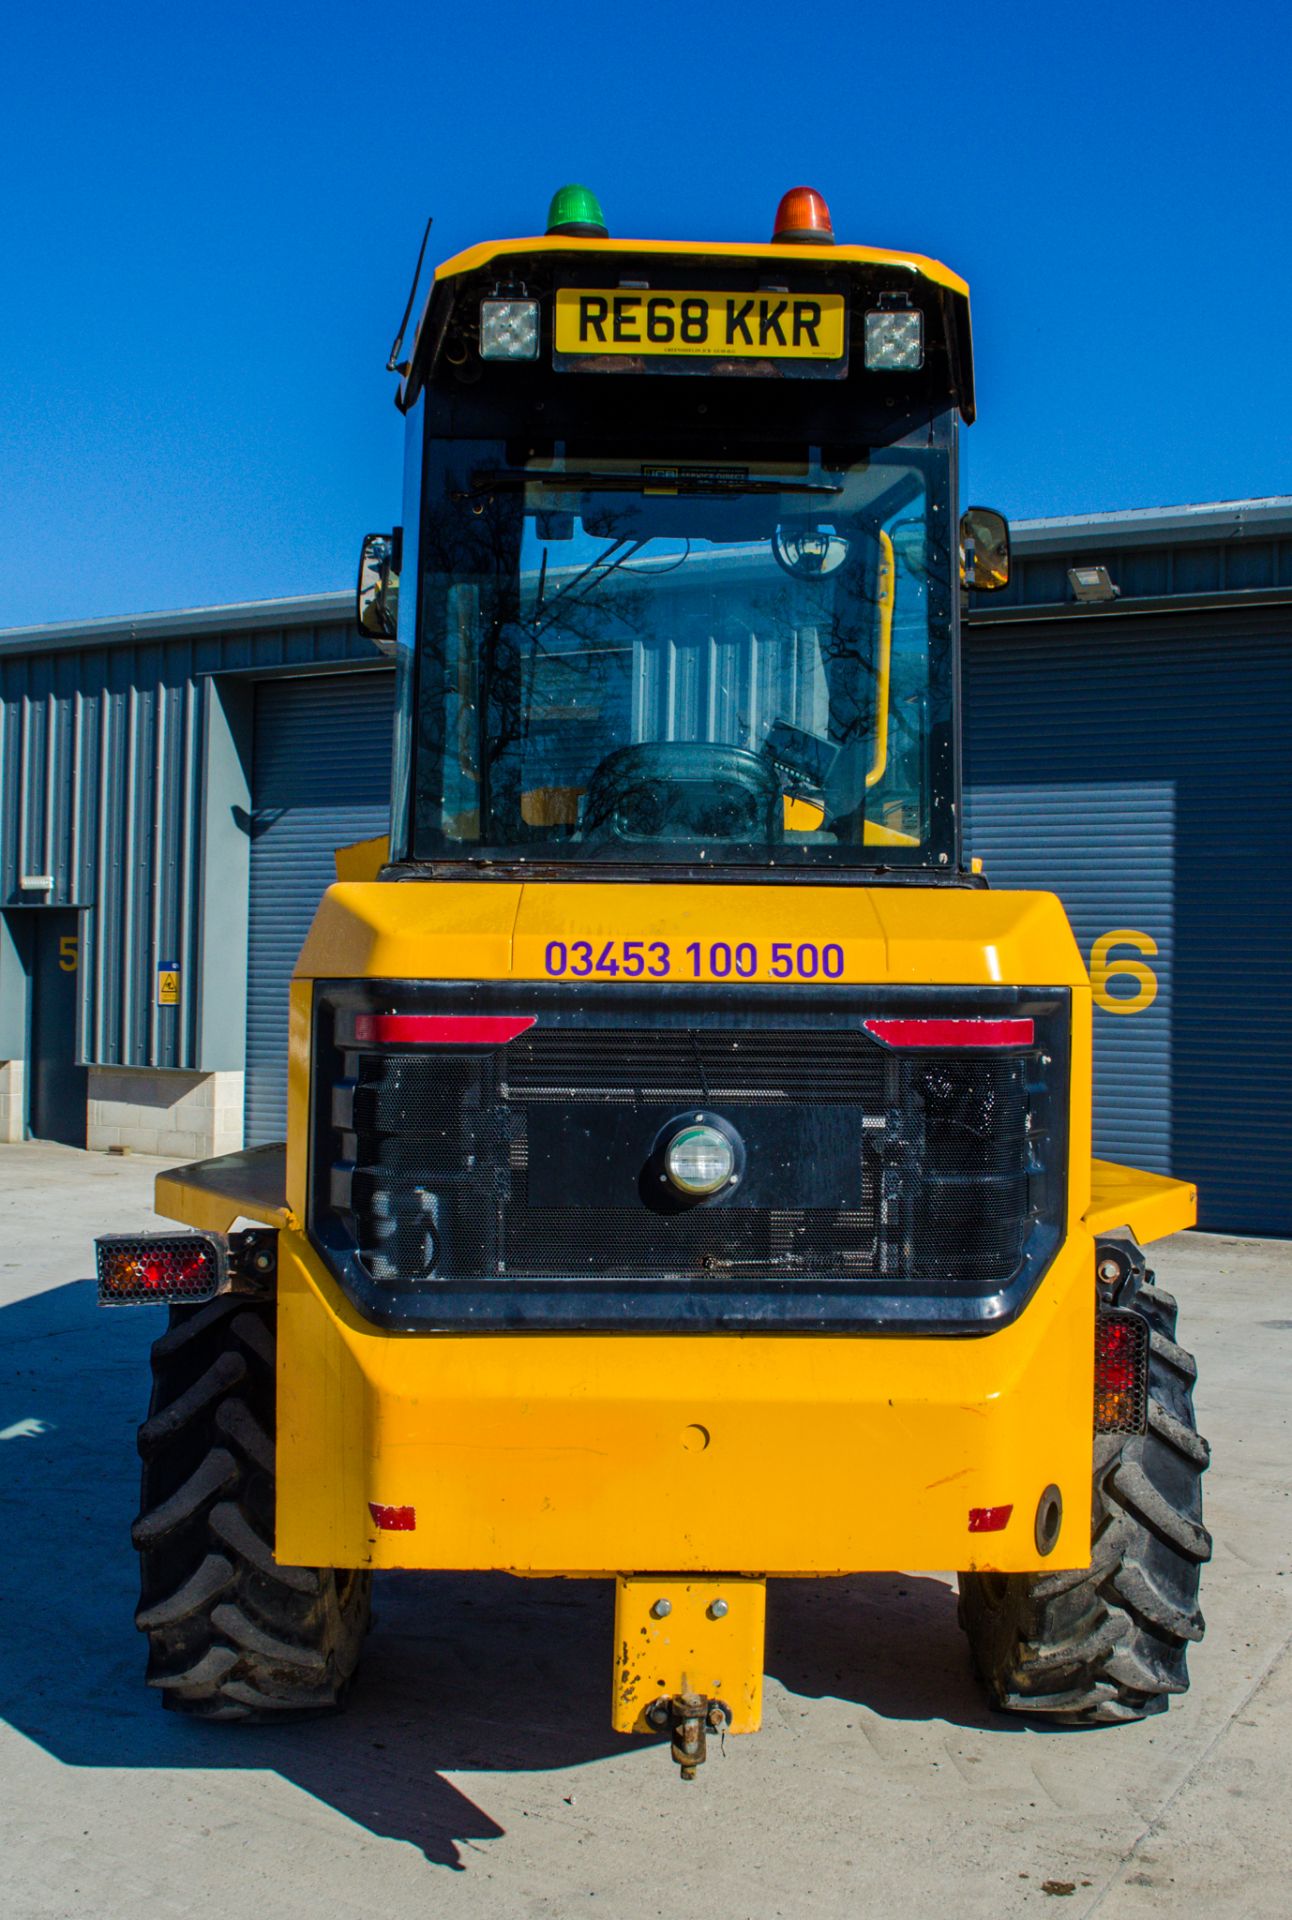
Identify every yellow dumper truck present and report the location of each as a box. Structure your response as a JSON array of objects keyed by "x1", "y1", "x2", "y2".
[{"x1": 99, "y1": 186, "x2": 1209, "y2": 1778}]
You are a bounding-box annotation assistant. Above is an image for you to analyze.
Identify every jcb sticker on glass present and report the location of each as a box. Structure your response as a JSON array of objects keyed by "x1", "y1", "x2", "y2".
[
  {"x1": 1089, "y1": 930, "x2": 1158, "y2": 1015},
  {"x1": 554, "y1": 288, "x2": 847, "y2": 361}
]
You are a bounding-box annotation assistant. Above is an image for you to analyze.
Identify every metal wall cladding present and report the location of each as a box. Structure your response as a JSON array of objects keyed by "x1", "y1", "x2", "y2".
[
  {"x1": 964, "y1": 607, "x2": 1292, "y2": 1235},
  {"x1": 966, "y1": 775, "x2": 1175, "y2": 1170},
  {"x1": 0, "y1": 611, "x2": 372, "y2": 1069},
  {"x1": 245, "y1": 672, "x2": 395, "y2": 1145},
  {"x1": 975, "y1": 529, "x2": 1292, "y2": 612}
]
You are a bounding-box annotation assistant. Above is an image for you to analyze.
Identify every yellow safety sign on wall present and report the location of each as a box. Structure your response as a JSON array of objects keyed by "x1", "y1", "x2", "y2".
[{"x1": 156, "y1": 965, "x2": 180, "y2": 1007}]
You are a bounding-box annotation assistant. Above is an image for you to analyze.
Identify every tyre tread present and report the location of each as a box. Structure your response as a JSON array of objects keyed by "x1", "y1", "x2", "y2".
[
  {"x1": 133, "y1": 1296, "x2": 370, "y2": 1719},
  {"x1": 959, "y1": 1254, "x2": 1208, "y2": 1726}
]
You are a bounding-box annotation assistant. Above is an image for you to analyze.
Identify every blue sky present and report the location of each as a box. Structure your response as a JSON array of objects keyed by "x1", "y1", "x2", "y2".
[{"x1": 2, "y1": 0, "x2": 1289, "y2": 629}]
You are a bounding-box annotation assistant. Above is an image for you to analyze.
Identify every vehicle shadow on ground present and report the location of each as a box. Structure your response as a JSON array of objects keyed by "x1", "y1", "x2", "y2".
[{"x1": 1, "y1": 1279, "x2": 1027, "y2": 1871}]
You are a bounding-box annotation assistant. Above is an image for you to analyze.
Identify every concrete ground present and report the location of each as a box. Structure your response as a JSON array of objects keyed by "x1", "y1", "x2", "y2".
[{"x1": 0, "y1": 1142, "x2": 1288, "y2": 1919}]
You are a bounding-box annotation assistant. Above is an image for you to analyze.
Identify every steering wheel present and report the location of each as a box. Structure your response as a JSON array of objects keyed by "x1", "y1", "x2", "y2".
[{"x1": 581, "y1": 743, "x2": 783, "y2": 846}]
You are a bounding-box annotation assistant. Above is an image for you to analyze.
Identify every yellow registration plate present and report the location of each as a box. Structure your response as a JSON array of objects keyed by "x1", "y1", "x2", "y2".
[{"x1": 554, "y1": 287, "x2": 846, "y2": 361}]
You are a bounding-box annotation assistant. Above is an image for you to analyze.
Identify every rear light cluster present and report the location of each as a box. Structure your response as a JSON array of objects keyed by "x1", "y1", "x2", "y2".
[
  {"x1": 96, "y1": 1228, "x2": 278, "y2": 1307},
  {"x1": 97, "y1": 1233, "x2": 222, "y2": 1305},
  {"x1": 1094, "y1": 1310, "x2": 1149, "y2": 1433}
]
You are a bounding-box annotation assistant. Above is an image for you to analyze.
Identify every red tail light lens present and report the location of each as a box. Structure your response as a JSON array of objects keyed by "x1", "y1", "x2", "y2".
[
  {"x1": 772, "y1": 186, "x2": 835, "y2": 244},
  {"x1": 1095, "y1": 1311, "x2": 1149, "y2": 1432},
  {"x1": 863, "y1": 1017, "x2": 1035, "y2": 1048},
  {"x1": 353, "y1": 1014, "x2": 536, "y2": 1046}
]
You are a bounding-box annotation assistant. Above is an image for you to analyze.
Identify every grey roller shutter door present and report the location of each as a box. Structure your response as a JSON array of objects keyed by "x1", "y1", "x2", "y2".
[
  {"x1": 245, "y1": 672, "x2": 395, "y2": 1145},
  {"x1": 964, "y1": 611, "x2": 1292, "y2": 1236}
]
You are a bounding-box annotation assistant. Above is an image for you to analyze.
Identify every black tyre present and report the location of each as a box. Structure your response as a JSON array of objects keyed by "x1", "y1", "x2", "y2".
[
  {"x1": 133, "y1": 1294, "x2": 371, "y2": 1719},
  {"x1": 959, "y1": 1256, "x2": 1210, "y2": 1725}
]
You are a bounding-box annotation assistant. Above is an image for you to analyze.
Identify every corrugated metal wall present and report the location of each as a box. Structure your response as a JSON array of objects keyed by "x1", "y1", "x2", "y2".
[
  {"x1": 0, "y1": 609, "x2": 372, "y2": 1069},
  {"x1": 965, "y1": 772, "x2": 1175, "y2": 1174},
  {"x1": 974, "y1": 521, "x2": 1292, "y2": 614},
  {"x1": 964, "y1": 607, "x2": 1292, "y2": 1235},
  {"x1": 245, "y1": 673, "x2": 395, "y2": 1144}
]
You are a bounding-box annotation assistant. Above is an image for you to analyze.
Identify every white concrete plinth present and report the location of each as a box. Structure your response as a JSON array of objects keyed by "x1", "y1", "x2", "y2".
[
  {"x1": 87, "y1": 1066, "x2": 244, "y2": 1159},
  {"x1": 0, "y1": 1060, "x2": 24, "y2": 1143}
]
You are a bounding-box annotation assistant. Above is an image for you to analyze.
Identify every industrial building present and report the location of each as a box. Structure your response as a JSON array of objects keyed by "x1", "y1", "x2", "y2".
[{"x1": 1, "y1": 498, "x2": 1288, "y2": 1234}]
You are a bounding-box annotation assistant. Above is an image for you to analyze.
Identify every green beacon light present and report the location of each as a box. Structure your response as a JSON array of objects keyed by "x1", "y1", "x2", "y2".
[{"x1": 546, "y1": 183, "x2": 609, "y2": 239}]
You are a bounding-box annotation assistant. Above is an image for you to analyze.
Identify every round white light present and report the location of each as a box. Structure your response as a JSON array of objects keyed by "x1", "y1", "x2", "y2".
[{"x1": 665, "y1": 1124, "x2": 735, "y2": 1195}]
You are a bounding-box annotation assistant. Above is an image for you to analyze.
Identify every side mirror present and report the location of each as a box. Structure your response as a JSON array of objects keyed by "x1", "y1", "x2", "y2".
[
  {"x1": 959, "y1": 506, "x2": 1010, "y2": 592},
  {"x1": 357, "y1": 528, "x2": 402, "y2": 650}
]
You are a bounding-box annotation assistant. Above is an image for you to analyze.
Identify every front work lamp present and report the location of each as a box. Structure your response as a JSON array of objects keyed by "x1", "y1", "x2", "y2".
[
  {"x1": 864, "y1": 309, "x2": 923, "y2": 371},
  {"x1": 479, "y1": 299, "x2": 540, "y2": 361}
]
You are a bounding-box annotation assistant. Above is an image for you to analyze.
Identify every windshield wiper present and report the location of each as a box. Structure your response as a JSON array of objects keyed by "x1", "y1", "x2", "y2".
[
  {"x1": 525, "y1": 536, "x2": 648, "y2": 637},
  {"x1": 463, "y1": 468, "x2": 842, "y2": 497}
]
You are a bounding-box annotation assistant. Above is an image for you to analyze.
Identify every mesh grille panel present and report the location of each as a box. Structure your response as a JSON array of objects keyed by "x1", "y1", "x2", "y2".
[
  {"x1": 500, "y1": 1206, "x2": 878, "y2": 1279},
  {"x1": 325, "y1": 1017, "x2": 1046, "y2": 1288},
  {"x1": 501, "y1": 1027, "x2": 887, "y2": 1106}
]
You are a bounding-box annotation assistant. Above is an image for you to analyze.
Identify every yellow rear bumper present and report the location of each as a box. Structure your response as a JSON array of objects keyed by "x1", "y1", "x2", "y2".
[{"x1": 276, "y1": 1225, "x2": 1098, "y2": 1578}]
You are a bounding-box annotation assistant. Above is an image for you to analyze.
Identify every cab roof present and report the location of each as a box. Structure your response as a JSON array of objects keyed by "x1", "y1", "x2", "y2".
[
  {"x1": 431, "y1": 233, "x2": 969, "y2": 298},
  {"x1": 402, "y1": 234, "x2": 974, "y2": 422}
]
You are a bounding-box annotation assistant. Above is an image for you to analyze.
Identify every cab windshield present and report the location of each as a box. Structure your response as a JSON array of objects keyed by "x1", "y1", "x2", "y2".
[{"x1": 408, "y1": 439, "x2": 954, "y2": 867}]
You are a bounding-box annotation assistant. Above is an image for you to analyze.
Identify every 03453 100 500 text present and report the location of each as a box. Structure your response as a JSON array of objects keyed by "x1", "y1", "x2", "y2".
[{"x1": 542, "y1": 939, "x2": 845, "y2": 980}]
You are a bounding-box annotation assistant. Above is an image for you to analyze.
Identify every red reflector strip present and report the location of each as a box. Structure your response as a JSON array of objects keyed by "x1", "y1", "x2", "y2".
[
  {"x1": 968, "y1": 1504, "x2": 1014, "y2": 1533},
  {"x1": 353, "y1": 1015, "x2": 536, "y2": 1046},
  {"x1": 863, "y1": 1018, "x2": 1034, "y2": 1048},
  {"x1": 368, "y1": 1502, "x2": 417, "y2": 1531}
]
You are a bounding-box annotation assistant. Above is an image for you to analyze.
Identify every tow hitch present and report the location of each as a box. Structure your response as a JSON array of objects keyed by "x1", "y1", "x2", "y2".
[
  {"x1": 644, "y1": 1691, "x2": 732, "y2": 1780},
  {"x1": 613, "y1": 1576, "x2": 764, "y2": 1778}
]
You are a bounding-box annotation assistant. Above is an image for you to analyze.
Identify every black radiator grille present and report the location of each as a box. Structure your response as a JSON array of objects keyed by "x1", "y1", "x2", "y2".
[
  {"x1": 313, "y1": 994, "x2": 1060, "y2": 1305},
  {"x1": 500, "y1": 1027, "x2": 887, "y2": 1106}
]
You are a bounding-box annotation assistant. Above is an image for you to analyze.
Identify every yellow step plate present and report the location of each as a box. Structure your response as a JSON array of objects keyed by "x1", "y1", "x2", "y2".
[{"x1": 613, "y1": 1576, "x2": 765, "y2": 1734}]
